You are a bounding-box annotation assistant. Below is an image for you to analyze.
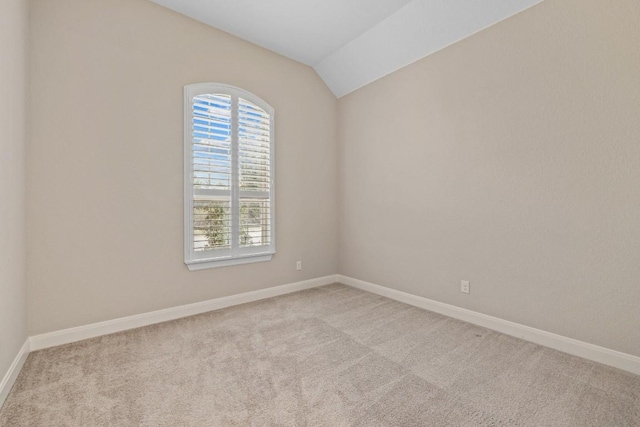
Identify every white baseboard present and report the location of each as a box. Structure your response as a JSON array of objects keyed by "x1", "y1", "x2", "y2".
[
  {"x1": 30, "y1": 275, "x2": 339, "y2": 351},
  {"x1": 0, "y1": 339, "x2": 30, "y2": 409},
  {"x1": 338, "y1": 275, "x2": 640, "y2": 376}
]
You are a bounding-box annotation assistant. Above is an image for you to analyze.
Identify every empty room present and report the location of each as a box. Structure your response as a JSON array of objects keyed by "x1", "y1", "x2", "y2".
[{"x1": 1, "y1": 0, "x2": 639, "y2": 425}]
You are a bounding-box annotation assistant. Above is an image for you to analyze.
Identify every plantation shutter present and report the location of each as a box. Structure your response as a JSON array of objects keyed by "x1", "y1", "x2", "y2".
[
  {"x1": 192, "y1": 94, "x2": 233, "y2": 253},
  {"x1": 185, "y1": 83, "x2": 275, "y2": 269},
  {"x1": 238, "y1": 98, "x2": 271, "y2": 248}
]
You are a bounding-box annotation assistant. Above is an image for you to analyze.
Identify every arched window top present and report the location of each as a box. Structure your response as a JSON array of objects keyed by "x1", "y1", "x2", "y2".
[{"x1": 186, "y1": 83, "x2": 274, "y2": 117}]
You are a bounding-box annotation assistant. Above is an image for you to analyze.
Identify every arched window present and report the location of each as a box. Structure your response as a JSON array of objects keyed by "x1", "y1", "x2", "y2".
[{"x1": 184, "y1": 83, "x2": 275, "y2": 270}]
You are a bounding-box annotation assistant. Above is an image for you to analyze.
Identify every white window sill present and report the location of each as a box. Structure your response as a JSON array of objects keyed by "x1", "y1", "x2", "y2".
[{"x1": 185, "y1": 254, "x2": 273, "y2": 271}]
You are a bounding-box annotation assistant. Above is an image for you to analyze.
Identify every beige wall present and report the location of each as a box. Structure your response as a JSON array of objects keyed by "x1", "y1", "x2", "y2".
[
  {"x1": 28, "y1": 0, "x2": 338, "y2": 335},
  {"x1": 339, "y1": 0, "x2": 640, "y2": 357},
  {"x1": 0, "y1": 0, "x2": 28, "y2": 378},
  {"x1": 25, "y1": 0, "x2": 640, "y2": 360}
]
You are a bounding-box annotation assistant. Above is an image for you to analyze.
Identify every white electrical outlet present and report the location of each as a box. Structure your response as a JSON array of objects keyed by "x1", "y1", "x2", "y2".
[
  {"x1": 461, "y1": 280, "x2": 470, "y2": 294},
  {"x1": 296, "y1": 261, "x2": 302, "y2": 271}
]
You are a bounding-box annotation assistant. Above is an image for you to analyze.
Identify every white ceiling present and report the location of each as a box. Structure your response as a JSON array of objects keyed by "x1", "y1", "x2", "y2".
[
  {"x1": 150, "y1": 0, "x2": 543, "y2": 97},
  {"x1": 150, "y1": 0, "x2": 412, "y2": 66}
]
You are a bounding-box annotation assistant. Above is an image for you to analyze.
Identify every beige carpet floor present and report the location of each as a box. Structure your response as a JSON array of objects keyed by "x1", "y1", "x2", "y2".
[{"x1": 1, "y1": 283, "x2": 638, "y2": 426}]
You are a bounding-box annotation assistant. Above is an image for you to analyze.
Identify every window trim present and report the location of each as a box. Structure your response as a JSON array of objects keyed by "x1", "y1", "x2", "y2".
[{"x1": 184, "y1": 83, "x2": 275, "y2": 270}]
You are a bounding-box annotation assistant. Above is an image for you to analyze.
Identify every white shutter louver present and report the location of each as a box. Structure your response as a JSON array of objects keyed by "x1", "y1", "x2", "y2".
[
  {"x1": 192, "y1": 94, "x2": 232, "y2": 251},
  {"x1": 185, "y1": 84, "x2": 275, "y2": 270},
  {"x1": 239, "y1": 98, "x2": 271, "y2": 248}
]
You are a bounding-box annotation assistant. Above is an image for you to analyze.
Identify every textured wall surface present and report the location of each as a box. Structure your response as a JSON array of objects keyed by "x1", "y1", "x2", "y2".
[
  {"x1": 339, "y1": 0, "x2": 640, "y2": 356},
  {"x1": 28, "y1": 0, "x2": 338, "y2": 334},
  {"x1": 24, "y1": 0, "x2": 640, "y2": 361},
  {"x1": 0, "y1": 0, "x2": 28, "y2": 380}
]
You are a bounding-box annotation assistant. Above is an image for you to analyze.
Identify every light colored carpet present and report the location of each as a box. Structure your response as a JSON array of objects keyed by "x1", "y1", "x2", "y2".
[{"x1": 1, "y1": 283, "x2": 638, "y2": 426}]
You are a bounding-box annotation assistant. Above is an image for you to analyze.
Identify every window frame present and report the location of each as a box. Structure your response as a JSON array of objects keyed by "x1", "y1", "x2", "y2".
[{"x1": 184, "y1": 83, "x2": 275, "y2": 271}]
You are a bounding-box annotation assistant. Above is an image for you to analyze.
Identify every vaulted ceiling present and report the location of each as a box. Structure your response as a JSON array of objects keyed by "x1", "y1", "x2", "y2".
[{"x1": 150, "y1": 0, "x2": 543, "y2": 97}]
